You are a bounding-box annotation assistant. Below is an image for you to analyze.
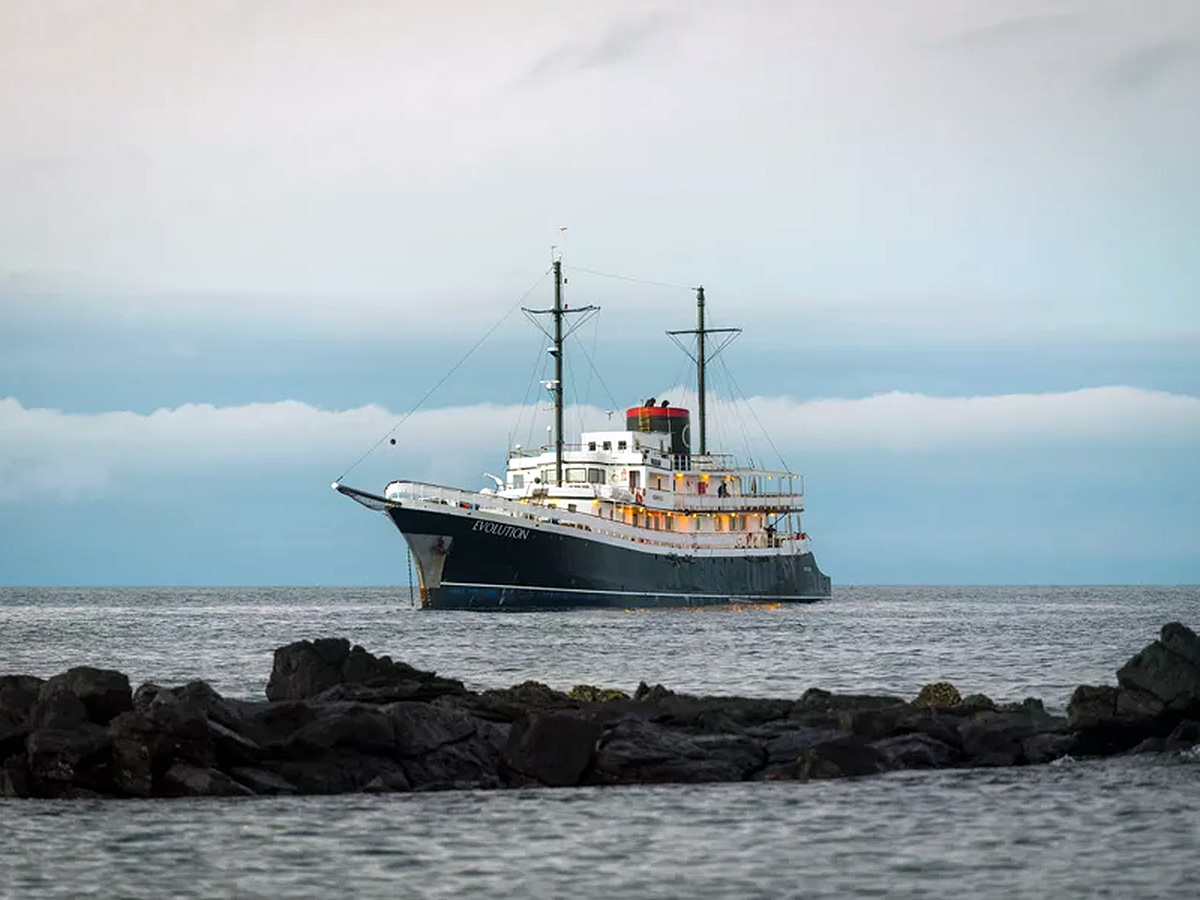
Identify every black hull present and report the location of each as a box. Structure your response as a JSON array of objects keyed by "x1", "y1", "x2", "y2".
[{"x1": 384, "y1": 504, "x2": 831, "y2": 610}]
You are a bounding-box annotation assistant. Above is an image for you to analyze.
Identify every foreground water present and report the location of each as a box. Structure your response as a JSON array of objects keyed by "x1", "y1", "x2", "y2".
[{"x1": 1, "y1": 585, "x2": 1198, "y2": 898}]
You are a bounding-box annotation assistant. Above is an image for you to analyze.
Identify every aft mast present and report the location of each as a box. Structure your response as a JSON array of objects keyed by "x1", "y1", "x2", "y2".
[{"x1": 668, "y1": 286, "x2": 740, "y2": 456}]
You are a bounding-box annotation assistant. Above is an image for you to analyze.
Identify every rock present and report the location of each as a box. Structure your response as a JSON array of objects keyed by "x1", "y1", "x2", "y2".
[
  {"x1": 0, "y1": 675, "x2": 44, "y2": 720},
  {"x1": 1124, "y1": 737, "x2": 1166, "y2": 755},
  {"x1": 284, "y1": 703, "x2": 397, "y2": 756},
  {"x1": 267, "y1": 639, "x2": 462, "y2": 703},
  {"x1": 1160, "y1": 622, "x2": 1200, "y2": 669},
  {"x1": 593, "y1": 717, "x2": 764, "y2": 783},
  {"x1": 959, "y1": 712, "x2": 1038, "y2": 767},
  {"x1": 229, "y1": 766, "x2": 298, "y2": 795},
  {"x1": 567, "y1": 685, "x2": 631, "y2": 703},
  {"x1": 389, "y1": 702, "x2": 477, "y2": 756},
  {"x1": 28, "y1": 691, "x2": 89, "y2": 731},
  {"x1": 795, "y1": 735, "x2": 887, "y2": 780},
  {"x1": 914, "y1": 682, "x2": 962, "y2": 709},
  {"x1": 265, "y1": 751, "x2": 408, "y2": 794},
  {"x1": 1022, "y1": 732, "x2": 1074, "y2": 765},
  {"x1": 1116, "y1": 634, "x2": 1200, "y2": 710},
  {"x1": 470, "y1": 681, "x2": 575, "y2": 722},
  {"x1": 1165, "y1": 719, "x2": 1200, "y2": 752},
  {"x1": 163, "y1": 763, "x2": 254, "y2": 797},
  {"x1": 871, "y1": 732, "x2": 962, "y2": 770},
  {"x1": 1115, "y1": 686, "x2": 1166, "y2": 720},
  {"x1": 401, "y1": 734, "x2": 505, "y2": 790},
  {"x1": 1, "y1": 754, "x2": 31, "y2": 797},
  {"x1": 958, "y1": 694, "x2": 997, "y2": 713},
  {"x1": 504, "y1": 712, "x2": 601, "y2": 787},
  {"x1": 26, "y1": 724, "x2": 113, "y2": 794},
  {"x1": 363, "y1": 772, "x2": 411, "y2": 793},
  {"x1": 36, "y1": 667, "x2": 132, "y2": 725},
  {"x1": 634, "y1": 682, "x2": 674, "y2": 702},
  {"x1": 1067, "y1": 685, "x2": 1119, "y2": 731}
]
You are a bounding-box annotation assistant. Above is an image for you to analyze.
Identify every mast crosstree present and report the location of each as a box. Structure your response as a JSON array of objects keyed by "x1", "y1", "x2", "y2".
[
  {"x1": 523, "y1": 257, "x2": 598, "y2": 486},
  {"x1": 668, "y1": 287, "x2": 741, "y2": 455}
]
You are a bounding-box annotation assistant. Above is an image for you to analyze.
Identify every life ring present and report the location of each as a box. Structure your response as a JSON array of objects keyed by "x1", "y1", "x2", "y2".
[{"x1": 636, "y1": 488, "x2": 645, "y2": 505}]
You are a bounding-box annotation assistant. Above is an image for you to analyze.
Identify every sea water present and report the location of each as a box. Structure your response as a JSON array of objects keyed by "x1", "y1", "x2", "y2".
[{"x1": 1, "y1": 585, "x2": 1197, "y2": 898}]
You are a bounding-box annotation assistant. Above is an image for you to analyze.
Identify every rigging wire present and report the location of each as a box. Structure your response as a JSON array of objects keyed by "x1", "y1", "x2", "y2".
[
  {"x1": 334, "y1": 267, "x2": 552, "y2": 482},
  {"x1": 509, "y1": 322, "x2": 553, "y2": 450},
  {"x1": 569, "y1": 329, "x2": 621, "y2": 412},
  {"x1": 718, "y1": 353, "x2": 791, "y2": 472},
  {"x1": 566, "y1": 265, "x2": 695, "y2": 293}
]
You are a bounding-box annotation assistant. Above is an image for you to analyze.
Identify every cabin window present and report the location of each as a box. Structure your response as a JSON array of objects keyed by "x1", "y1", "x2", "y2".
[
  {"x1": 566, "y1": 468, "x2": 587, "y2": 483},
  {"x1": 629, "y1": 471, "x2": 640, "y2": 490},
  {"x1": 512, "y1": 474, "x2": 524, "y2": 489},
  {"x1": 665, "y1": 516, "x2": 674, "y2": 531},
  {"x1": 587, "y1": 468, "x2": 604, "y2": 484},
  {"x1": 588, "y1": 442, "x2": 597, "y2": 451},
  {"x1": 603, "y1": 441, "x2": 612, "y2": 450},
  {"x1": 618, "y1": 440, "x2": 627, "y2": 450},
  {"x1": 568, "y1": 503, "x2": 577, "y2": 512}
]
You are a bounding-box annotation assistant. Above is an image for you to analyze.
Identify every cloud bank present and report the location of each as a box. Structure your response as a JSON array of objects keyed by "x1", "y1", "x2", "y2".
[{"x1": 2, "y1": 386, "x2": 1197, "y2": 503}]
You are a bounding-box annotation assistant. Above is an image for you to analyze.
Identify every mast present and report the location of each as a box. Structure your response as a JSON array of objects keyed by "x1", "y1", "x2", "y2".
[
  {"x1": 668, "y1": 287, "x2": 740, "y2": 458},
  {"x1": 522, "y1": 256, "x2": 599, "y2": 488},
  {"x1": 553, "y1": 259, "x2": 564, "y2": 486},
  {"x1": 696, "y1": 286, "x2": 707, "y2": 455}
]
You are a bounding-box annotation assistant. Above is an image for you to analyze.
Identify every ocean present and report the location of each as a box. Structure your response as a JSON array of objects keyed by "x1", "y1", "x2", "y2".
[{"x1": 1, "y1": 585, "x2": 1198, "y2": 898}]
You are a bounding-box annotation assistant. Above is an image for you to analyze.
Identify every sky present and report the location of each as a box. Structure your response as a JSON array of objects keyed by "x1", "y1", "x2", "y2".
[{"x1": 1, "y1": 0, "x2": 1198, "y2": 585}]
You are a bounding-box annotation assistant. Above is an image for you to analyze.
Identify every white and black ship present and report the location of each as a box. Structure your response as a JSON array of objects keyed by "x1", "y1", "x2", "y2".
[{"x1": 335, "y1": 260, "x2": 832, "y2": 609}]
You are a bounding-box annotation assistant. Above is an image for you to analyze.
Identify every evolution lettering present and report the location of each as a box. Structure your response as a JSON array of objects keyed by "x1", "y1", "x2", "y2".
[{"x1": 472, "y1": 520, "x2": 530, "y2": 541}]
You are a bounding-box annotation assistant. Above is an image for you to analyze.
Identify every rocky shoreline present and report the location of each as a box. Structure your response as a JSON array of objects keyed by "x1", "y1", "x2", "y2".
[{"x1": 2, "y1": 622, "x2": 1198, "y2": 799}]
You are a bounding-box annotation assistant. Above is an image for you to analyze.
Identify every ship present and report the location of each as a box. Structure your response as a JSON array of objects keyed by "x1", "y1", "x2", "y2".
[{"x1": 334, "y1": 258, "x2": 832, "y2": 609}]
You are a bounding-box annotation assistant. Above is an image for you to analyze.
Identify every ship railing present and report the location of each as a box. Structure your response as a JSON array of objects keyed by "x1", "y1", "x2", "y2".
[
  {"x1": 381, "y1": 480, "x2": 807, "y2": 554},
  {"x1": 671, "y1": 493, "x2": 805, "y2": 513}
]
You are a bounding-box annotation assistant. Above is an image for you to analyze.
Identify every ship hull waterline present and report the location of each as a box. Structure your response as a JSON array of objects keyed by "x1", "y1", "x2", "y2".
[{"x1": 380, "y1": 501, "x2": 832, "y2": 610}]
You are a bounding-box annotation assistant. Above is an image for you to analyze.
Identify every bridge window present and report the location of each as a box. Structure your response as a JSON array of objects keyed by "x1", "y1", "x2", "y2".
[
  {"x1": 588, "y1": 442, "x2": 597, "y2": 451},
  {"x1": 587, "y1": 468, "x2": 604, "y2": 484},
  {"x1": 617, "y1": 440, "x2": 627, "y2": 450},
  {"x1": 566, "y1": 468, "x2": 587, "y2": 483},
  {"x1": 603, "y1": 441, "x2": 612, "y2": 450},
  {"x1": 512, "y1": 474, "x2": 524, "y2": 489}
]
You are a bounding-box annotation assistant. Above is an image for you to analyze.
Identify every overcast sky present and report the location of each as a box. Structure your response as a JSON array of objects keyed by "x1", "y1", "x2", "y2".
[{"x1": 2, "y1": 1, "x2": 1198, "y2": 585}]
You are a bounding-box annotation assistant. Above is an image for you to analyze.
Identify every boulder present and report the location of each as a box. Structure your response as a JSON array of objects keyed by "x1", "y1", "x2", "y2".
[
  {"x1": 914, "y1": 682, "x2": 962, "y2": 709},
  {"x1": 794, "y1": 735, "x2": 887, "y2": 780},
  {"x1": 163, "y1": 763, "x2": 254, "y2": 797},
  {"x1": 283, "y1": 703, "x2": 397, "y2": 756},
  {"x1": 1165, "y1": 719, "x2": 1200, "y2": 752},
  {"x1": 1, "y1": 754, "x2": 31, "y2": 798},
  {"x1": 593, "y1": 717, "x2": 764, "y2": 783},
  {"x1": 958, "y1": 711, "x2": 1044, "y2": 767},
  {"x1": 1160, "y1": 622, "x2": 1200, "y2": 669},
  {"x1": 1117, "y1": 627, "x2": 1200, "y2": 711},
  {"x1": 567, "y1": 685, "x2": 631, "y2": 703},
  {"x1": 871, "y1": 732, "x2": 962, "y2": 770},
  {"x1": 264, "y1": 750, "x2": 408, "y2": 794},
  {"x1": 1022, "y1": 732, "x2": 1074, "y2": 765},
  {"x1": 1066, "y1": 685, "x2": 1119, "y2": 731},
  {"x1": 389, "y1": 702, "x2": 478, "y2": 757},
  {"x1": 229, "y1": 766, "x2": 298, "y2": 795},
  {"x1": 0, "y1": 675, "x2": 44, "y2": 720},
  {"x1": 470, "y1": 681, "x2": 575, "y2": 722},
  {"x1": 266, "y1": 639, "x2": 463, "y2": 703},
  {"x1": 504, "y1": 712, "x2": 601, "y2": 787},
  {"x1": 35, "y1": 667, "x2": 132, "y2": 725},
  {"x1": 958, "y1": 694, "x2": 997, "y2": 713},
  {"x1": 26, "y1": 724, "x2": 113, "y2": 794},
  {"x1": 401, "y1": 733, "x2": 505, "y2": 790},
  {"x1": 634, "y1": 682, "x2": 674, "y2": 702}
]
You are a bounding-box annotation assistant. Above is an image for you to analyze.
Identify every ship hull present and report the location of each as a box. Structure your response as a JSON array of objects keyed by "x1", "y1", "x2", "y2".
[{"x1": 384, "y1": 503, "x2": 831, "y2": 610}]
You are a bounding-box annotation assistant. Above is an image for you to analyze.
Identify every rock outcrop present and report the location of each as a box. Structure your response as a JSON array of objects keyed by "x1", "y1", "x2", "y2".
[{"x1": 1, "y1": 623, "x2": 1197, "y2": 799}]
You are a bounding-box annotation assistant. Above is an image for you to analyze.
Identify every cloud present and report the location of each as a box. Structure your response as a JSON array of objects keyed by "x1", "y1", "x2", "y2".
[
  {"x1": 926, "y1": 12, "x2": 1085, "y2": 50},
  {"x1": 520, "y1": 11, "x2": 679, "y2": 85},
  {"x1": 2, "y1": 386, "x2": 1198, "y2": 503},
  {"x1": 1102, "y1": 39, "x2": 1196, "y2": 92}
]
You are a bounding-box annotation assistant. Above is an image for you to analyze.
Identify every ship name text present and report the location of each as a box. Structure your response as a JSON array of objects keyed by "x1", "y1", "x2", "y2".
[{"x1": 472, "y1": 520, "x2": 530, "y2": 541}]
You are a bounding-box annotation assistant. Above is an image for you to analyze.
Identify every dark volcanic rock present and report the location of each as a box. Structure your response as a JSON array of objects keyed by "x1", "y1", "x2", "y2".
[
  {"x1": 593, "y1": 716, "x2": 765, "y2": 783},
  {"x1": 795, "y1": 735, "x2": 887, "y2": 780},
  {"x1": 871, "y1": 732, "x2": 962, "y2": 770},
  {"x1": 26, "y1": 724, "x2": 113, "y2": 795},
  {"x1": 267, "y1": 639, "x2": 464, "y2": 703},
  {"x1": 164, "y1": 762, "x2": 254, "y2": 797},
  {"x1": 3, "y1": 621, "x2": 1196, "y2": 798},
  {"x1": 1117, "y1": 623, "x2": 1200, "y2": 711},
  {"x1": 36, "y1": 667, "x2": 132, "y2": 726},
  {"x1": 504, "y1": 712, "x2": 601, "y2": 787}
]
